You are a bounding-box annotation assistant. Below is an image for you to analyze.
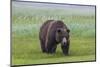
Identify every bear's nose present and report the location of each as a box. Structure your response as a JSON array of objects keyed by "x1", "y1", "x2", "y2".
[{"x1": 63, "y1": 42, "x2": 66, "y2": 45}]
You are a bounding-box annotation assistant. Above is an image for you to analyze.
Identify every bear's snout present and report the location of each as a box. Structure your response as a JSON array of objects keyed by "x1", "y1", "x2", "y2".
[{"x1": 62, "y1": 37, "x2": 67, "y2": 45}]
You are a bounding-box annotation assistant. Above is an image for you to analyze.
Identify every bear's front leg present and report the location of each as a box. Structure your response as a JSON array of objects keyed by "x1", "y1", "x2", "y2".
[
  {"x1": 46, "y1": 44, "x2": 57, "y2": 54},
  {"x1": 49, "y1": 45, "x2": 57, "y2": 54},
  {"x1": 61, "y1": 42, "x2": 70, "y2": 55}
]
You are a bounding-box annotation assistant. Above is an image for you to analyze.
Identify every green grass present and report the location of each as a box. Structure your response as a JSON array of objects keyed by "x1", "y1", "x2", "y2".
[
  {"x1": 12, "y1": 37, "x2": 95, "y2": 65},
  {"x1": 12, "y1": 1, "x2": 96, "y2": 65}
]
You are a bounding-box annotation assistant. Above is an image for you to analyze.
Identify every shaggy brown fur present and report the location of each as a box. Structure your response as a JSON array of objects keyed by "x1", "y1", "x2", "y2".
[{"x1": 39, "y1": 20, "x2": 70, "y2": 55}]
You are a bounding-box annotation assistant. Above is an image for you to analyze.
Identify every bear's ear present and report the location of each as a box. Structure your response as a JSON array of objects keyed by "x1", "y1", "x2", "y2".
[{"x1": 67, "y1": 29, "x2": 70, "y2": 33}]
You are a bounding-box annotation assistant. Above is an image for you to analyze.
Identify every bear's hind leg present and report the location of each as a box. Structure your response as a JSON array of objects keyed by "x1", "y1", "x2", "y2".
[{"x1": 40, "y1": 40, "x2": 46, "y2": 53}]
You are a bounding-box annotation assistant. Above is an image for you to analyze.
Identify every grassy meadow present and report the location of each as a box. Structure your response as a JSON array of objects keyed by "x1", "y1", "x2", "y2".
[{"x1": 12, "y1": 1, "x2": 96, "y2": 65}]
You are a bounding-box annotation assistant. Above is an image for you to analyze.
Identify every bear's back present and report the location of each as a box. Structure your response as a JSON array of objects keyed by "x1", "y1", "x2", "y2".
[{"x1": 39, "y1": 20, "x2": 54, "y2": 40}]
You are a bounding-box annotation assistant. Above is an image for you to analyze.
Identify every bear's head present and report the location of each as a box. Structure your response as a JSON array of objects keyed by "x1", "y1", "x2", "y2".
[{"x1": 56, "y1": 27, "x2": 70, "y2": 55}]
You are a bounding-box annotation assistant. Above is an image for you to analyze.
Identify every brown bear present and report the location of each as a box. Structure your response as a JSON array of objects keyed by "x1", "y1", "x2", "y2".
[{"x1": 39, "y1": 20, "x2": 70, "y2": 55}]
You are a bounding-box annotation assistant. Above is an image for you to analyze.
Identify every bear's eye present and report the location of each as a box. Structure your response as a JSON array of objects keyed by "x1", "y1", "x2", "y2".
[
  {"x1": 57, "y1": 29, "x2": 61, "y2": 33},
  {"x1": 57, "y1": 28, "x2": 62, "y2": 33}
]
